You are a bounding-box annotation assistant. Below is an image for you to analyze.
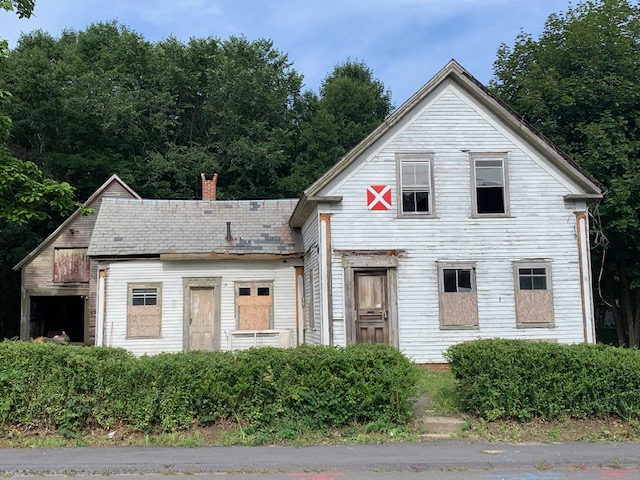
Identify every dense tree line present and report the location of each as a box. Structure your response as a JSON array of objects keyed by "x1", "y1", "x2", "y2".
[
  {"x1": 0, "y1": 20, "x2": 393, "y2": 336},
  {"x1": 492, "y1": 0, "x2": 640, "y2": 347},
  {"x1": 1, "y1": 22, "x2": 392, "y2": 201}
]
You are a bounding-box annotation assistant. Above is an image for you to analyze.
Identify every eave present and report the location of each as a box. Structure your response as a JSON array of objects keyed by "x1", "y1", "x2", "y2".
[
  {"x1": 289, "y1": 196, "x2": 342, "y2": 228},
  {"x1": 160, "y1": 252, "x2": 303, "y2": 261}
]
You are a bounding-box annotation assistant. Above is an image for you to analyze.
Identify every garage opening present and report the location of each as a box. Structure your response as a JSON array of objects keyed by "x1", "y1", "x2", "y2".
[{"x1": 29, "y1": 296, "x2": 85, "y2": 343}]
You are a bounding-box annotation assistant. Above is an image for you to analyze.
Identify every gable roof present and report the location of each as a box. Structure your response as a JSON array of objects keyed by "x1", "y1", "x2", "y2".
[
  {"x1": 13, "y1": 174, "x2": 140, "y2": 270},
  {"x1": 88, "y1": 198, "x2": 302, "y2": 258},
  {"x1": 289, "y1": 59, "x2": 605, "y2": 227}
]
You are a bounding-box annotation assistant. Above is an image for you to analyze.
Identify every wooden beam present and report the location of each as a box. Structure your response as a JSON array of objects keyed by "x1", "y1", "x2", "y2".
[{"x1": 161, "y1": 253, "x2": 303, "y2": 261}]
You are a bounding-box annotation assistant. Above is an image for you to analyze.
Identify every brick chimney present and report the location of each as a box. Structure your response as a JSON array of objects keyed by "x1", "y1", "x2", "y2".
[{"x1": 201, "y1": 173, "x2": 218, "y2": 201}]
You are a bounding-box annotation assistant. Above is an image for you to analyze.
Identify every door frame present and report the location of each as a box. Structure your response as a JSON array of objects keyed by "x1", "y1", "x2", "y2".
[
  {"x1": 182, "y1": 277, "x2": 221, "y2": 351},
  {"x1": 342, "y1": 251, "x2": 399, "y2": 347}
]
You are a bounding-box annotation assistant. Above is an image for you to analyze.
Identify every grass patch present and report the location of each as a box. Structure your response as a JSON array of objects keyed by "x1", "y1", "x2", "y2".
[
  {"x1": 458, "y1": 416, "x2": 640, "y2": 442},
  {"x1": 414, "y1": 367, "x2": 462, "y2": 415}
]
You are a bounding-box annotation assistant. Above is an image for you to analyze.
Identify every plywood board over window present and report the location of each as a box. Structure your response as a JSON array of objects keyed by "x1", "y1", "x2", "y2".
[
  {"x1": 438, "y1": 263, "x2": 478, "y2": 329},
  {"x1": 127, "y1": 283, "x2": 162, "y2": 338},
  {"x1": 235, "y1": 282, "x2": 274, "y2": 330},
  {"x1": 514, "y1": 263, "x2": 554, "y2": 327},
  {"x1": 54, "y1": 248, "x2": 90, "y2": 283}
]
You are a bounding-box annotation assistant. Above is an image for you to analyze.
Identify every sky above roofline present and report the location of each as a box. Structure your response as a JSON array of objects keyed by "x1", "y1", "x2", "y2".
[{"x1": 1, "y1": 0, "x2": 574, "y2": 106}]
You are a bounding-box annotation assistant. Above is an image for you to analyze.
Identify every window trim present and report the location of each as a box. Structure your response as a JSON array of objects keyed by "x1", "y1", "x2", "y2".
[
  {"x1": 437, "y1": 262, "x2": 479, "y2": 330},
  {"x1": 513, "y1": 261, "x2": 555, "y2": 328},
  {"x1": 234, "y1": 281, "x2": 274, "y2": 330},
  {"x1": 470, "y1": 152, "x2": 510, "y2": 217},
  {"x1": 396, "y1": 153, "x2": 435, "y2": 218},
  {"x1": 126, "y1": 282, "x2": 162, "y2": 339}
]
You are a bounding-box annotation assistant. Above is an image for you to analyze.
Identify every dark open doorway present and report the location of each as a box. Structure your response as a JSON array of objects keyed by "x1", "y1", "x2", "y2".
[{"x1": 29, "y1": 296, "x2": 85, "y2": 343}]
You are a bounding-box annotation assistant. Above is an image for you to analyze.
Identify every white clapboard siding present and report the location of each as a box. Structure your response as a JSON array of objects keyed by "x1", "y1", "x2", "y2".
[
  {"x1": 301, "y1": 212, "x2": 322, "y2": 345},
  {"x1": 311, "y1": 81, "x2": 589, "y2": 363},
  {"x1": 103, "y1": 260, "x2": 299, "y2": 356}
]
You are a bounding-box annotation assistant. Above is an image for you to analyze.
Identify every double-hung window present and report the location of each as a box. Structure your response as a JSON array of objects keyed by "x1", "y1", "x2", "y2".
[
  {"x1": 514, "y1": 262, "x2": 554, "y2": 326},
  {"x1": 472, "y1": 154, "x2": 508, "y2": 215},
  {"x1": 438, "y1": 263, "x2": 478, "y2": 328},
  {"x1": 398, "y1": 155, "x2": 433, "y2": 216}
]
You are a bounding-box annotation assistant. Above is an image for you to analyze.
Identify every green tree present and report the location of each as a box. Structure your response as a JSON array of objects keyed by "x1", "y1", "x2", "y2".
[
  {"x1": 284, "y1": 60, "x2": 393, "y2": 196},
  {"x1": 492, "y1": 0, "x2": 640, "y2": 347},
  {"x1": 0, "y1": 0, "x2": 82, "y2": 338}
]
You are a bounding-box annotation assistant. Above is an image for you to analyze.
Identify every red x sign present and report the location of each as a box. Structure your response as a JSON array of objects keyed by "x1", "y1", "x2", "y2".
[{"x1": 367, "y1": 185, "x2": 392, "y2": 210}]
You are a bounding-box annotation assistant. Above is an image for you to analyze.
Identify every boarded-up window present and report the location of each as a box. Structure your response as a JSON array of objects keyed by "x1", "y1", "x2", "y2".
[
  {"x1": 515, "y1": 263, "x2": 554, "y2": 326},
  {"x1": 54, "y1": 248, "x2": 90, "y2": 283},
  {"x1": 127, "y1": 284, "x2": 162, "y2": 338},
  {"x1": 235, "y1": 282, "x2": 273, "y2": 330},
  {"x1": 439, "y1": 264, "x2": 478, "y2": 328}
]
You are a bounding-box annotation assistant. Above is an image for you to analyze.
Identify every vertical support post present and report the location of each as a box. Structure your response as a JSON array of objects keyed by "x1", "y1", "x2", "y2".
[
  {"x1": 95, "y1": 269, "x2": 107, "y2": 346},
  {"x1": 319, "y1": 213, "x2": 333, "y2": 345},
  {"x1": 20, "y1": 277, "x2": 30, "y2": 340},
  {"x1": 294, "y1": 266, "x2": 305, "y2": 346},
  {"x1": 575, "y1": 211, "x2": 595, "y2": 343}
]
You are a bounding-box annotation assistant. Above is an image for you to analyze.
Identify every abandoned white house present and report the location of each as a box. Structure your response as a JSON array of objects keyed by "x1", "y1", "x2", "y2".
[{"x1": 15, "y1": 60, "x2": 604, "y2": 363}]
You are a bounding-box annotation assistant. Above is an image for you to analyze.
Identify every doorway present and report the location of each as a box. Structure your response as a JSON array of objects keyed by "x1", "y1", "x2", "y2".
[
  {"x1": 183, "y1": 277, "x2": 221, "y2": 351},
  {"x1": 355, "y1": 271, "x2": 388, "y2": 343},
  {"x1": 29, "y1": 296, "x2": 85, "y2": 342}
]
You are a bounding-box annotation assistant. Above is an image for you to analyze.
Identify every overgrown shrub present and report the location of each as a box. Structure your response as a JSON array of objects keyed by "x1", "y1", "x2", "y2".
[
  {"x1": 0, "y1": 342, "x2": 418, "y2": 434},
  {"x1": 446, "y1": 339, "x2": 640, "y2": 421}
]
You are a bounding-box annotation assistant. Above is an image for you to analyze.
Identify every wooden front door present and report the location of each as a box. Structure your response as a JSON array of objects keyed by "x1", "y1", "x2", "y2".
[
  {"x1": 355, "y1": 271, "x2": 388, "y2": 343},
  {"x1": 188, "y1": 286, "x2": 218, "y2": 351}
]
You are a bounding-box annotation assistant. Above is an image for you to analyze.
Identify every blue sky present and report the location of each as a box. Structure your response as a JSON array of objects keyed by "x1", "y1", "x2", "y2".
[{"x1": 2, "y1": 0, "x2": 574, "y2": 105}]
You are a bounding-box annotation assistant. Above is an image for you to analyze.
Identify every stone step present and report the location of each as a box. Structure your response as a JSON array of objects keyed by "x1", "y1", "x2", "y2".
[{"x1": 419, "y1": 415, "x2": 466, "y2": 434}]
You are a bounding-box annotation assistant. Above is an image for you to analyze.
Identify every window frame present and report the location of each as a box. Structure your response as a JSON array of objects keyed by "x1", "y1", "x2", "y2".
[
  {"x1": 396, "y1": 153, "x2": 435, "y2": 218},
  {"x1": 126, "y1": 282, "x2": 162, "y2": 339},
  {"x1": 470, "y1": 153, "x2": 510, "y2": 217},
  {"x1": 234, "y1": 281, "x2": 274, "y2": 330},
  {"x1": 437, "y1": 262, "x2": 479, "y2": 329},
  {"x1": 513, "y1": 261, "x2": 555, "y2": 328}
]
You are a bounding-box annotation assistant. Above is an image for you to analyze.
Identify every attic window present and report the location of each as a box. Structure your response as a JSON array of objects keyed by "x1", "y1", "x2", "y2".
[{"x1": 472, "y1": 154, "x2": 508, "y2": 215}]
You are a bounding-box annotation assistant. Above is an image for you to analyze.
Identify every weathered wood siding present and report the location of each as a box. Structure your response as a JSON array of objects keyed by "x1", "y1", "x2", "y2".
[
  {"x1": 21, "y1": 180, "x2": 137, "y2": 343},
  {"x1": 101, "y1": 260, "x2": 300, "y2": 356},
  {"x1": 317, "y1": 80, "x2": 589, "y2": 362}
]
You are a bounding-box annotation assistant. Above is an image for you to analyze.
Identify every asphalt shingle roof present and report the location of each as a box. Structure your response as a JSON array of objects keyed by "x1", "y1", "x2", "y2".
[{"x1": 88, "y1": 198, "x2": 302, "y2": 257}]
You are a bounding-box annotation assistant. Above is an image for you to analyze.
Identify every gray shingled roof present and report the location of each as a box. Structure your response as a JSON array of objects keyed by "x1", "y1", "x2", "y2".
[{"x1": 88, "y1": 198, "x2": 302, "y2": 257}]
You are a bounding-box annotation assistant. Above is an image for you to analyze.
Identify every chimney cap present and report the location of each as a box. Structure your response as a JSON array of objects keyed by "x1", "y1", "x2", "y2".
[{"x1": 202, "y1": 173, "x2": 217, "y2": 181}]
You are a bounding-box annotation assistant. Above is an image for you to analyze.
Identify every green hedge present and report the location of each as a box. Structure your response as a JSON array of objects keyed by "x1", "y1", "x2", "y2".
[
  {"x1": 0, "y1": 342, "x2": 418, "y2": 433},
  {"x1": 446, "y1": 339, "x2": 640, "y2": 421}
]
